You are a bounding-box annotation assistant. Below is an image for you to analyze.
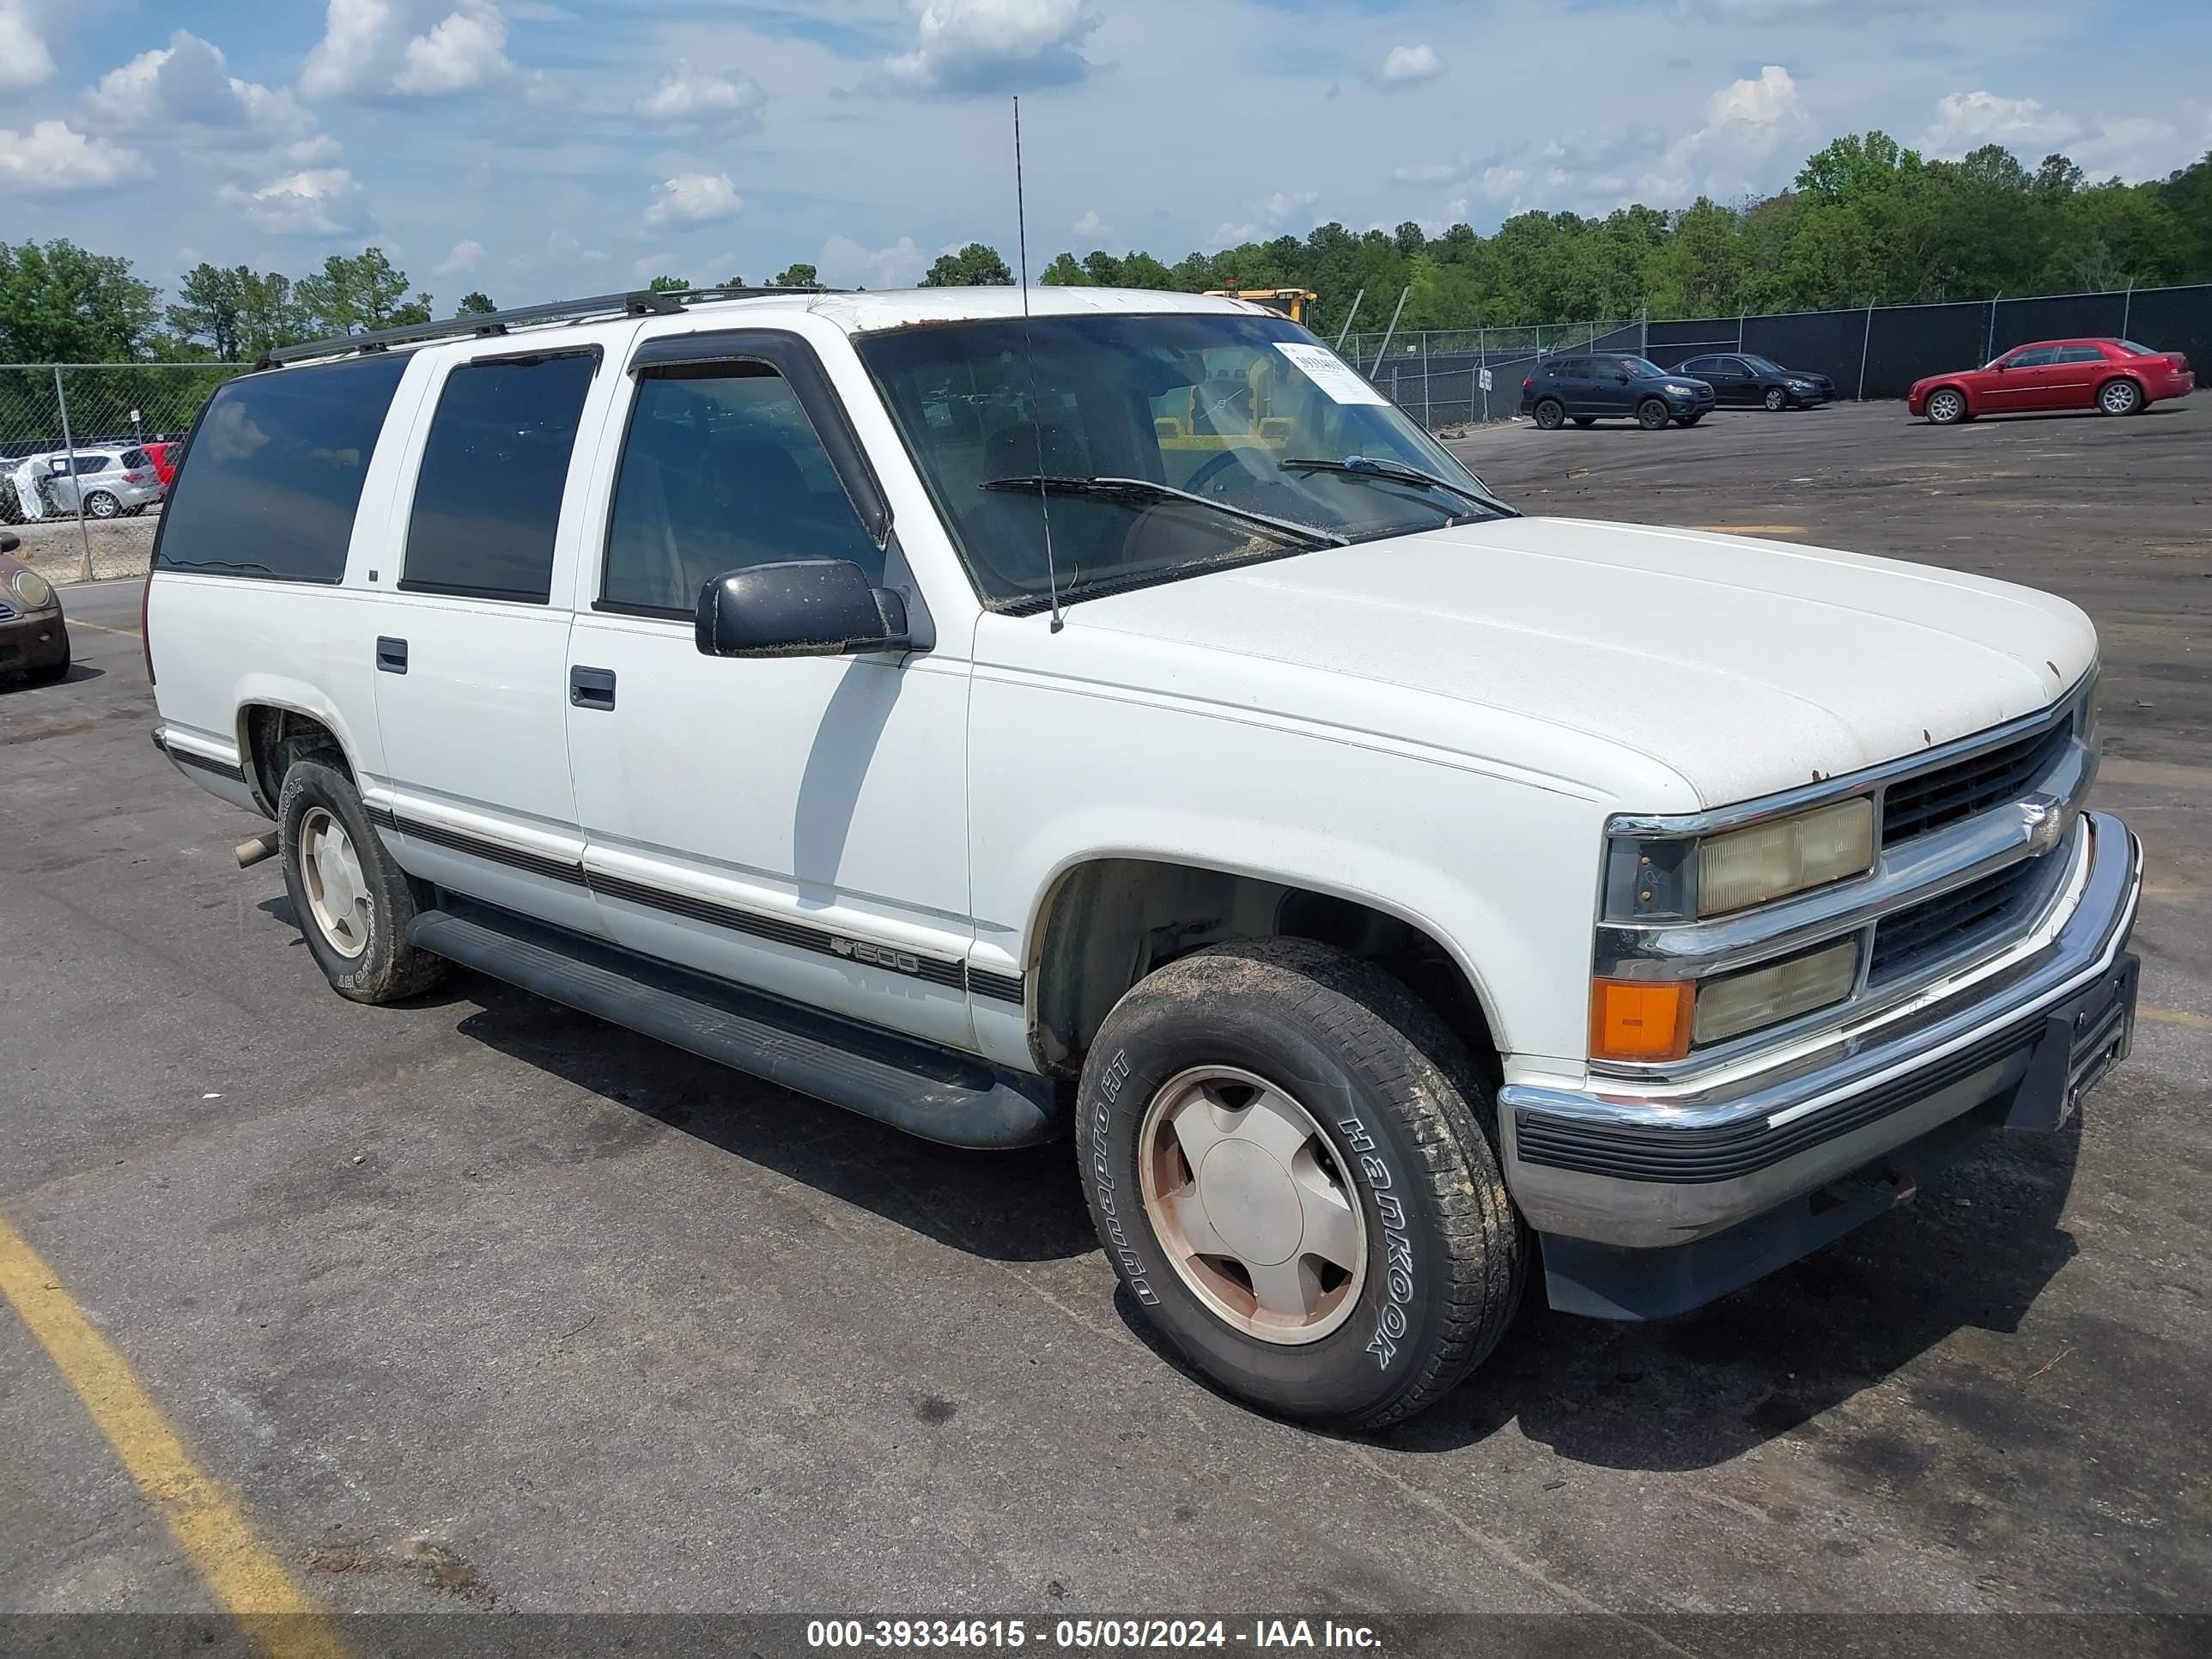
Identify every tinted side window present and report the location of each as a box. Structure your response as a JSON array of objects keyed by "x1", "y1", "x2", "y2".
[
  {"x1": 400, "y1": 351, "x2": 599, "y2": 603},
  {"x1": 155, "y1": 354, "x2": 410, "y2": 581},
  {"x1": 2052, "y1": 346, "x2": 2105, "y2": 364},
  {"x1": 601, "y1": 362, "x2": 883, "y2": 616},
  {"x1": 1551, "y1": 358, "x2": 1588, "y2": 378},
  {"x1": 2006, "y1": 347, "x2": 2057, "y2": 368},
  {"x1": 1679, "y1": 358, "x2": 1713, "y2": 374}
]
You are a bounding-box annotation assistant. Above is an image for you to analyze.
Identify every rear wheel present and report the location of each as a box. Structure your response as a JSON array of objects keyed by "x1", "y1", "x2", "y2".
[
  {"x1": 1764, "y1": 386, "x2": 1789, "y2": 411},
  {"x1": 1637, "y1": 398, "x2": 1670, "y2": 430},
  {"x1": 1533, "y1": 398, "x2": 1565, "y2": 430},
  {"x1": 1077, "y1": 939, "x2": 1527, "y2": 1428},
  {"x1": 278, "y1": 761, "x2": 448, "y2": 1004},
  {"x1": 2097, "y1": 378, "x2": 2142, "y2": 416},
  {"x1": 82, "y1": 491, "x2": 121, "y2": 520},
  {"x1": 1926, "y1": 388, "x2": 1967, "y2": 425}
]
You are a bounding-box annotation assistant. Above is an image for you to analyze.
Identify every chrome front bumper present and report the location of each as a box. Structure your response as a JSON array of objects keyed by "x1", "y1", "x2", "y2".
[{"x1": 1498, "y1": 811, "x2": 2142, "y2": 1281}]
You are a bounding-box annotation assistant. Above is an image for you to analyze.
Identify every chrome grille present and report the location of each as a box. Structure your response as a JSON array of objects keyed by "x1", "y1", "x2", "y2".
[
  {"x1": 1867, "y1": 858, "x2": 2047, "y2": 986},
  {"x1": 1881, "y1": 723, "x2": 2072, "y2": 847}
]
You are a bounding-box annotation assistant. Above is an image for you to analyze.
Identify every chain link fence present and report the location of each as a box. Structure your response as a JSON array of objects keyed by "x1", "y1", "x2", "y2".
[
  {"x1": 1341, "y1": 283, "x2": 2212, "y2": 430},
  {"x1": 2, "y1": 363, "x2": 246, "y2": 582}
]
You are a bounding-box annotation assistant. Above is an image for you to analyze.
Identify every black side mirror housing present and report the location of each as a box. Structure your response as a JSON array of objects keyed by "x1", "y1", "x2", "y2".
[
  {"x1": 0, "y1": 531, "x2": 18, "y2": 555},
  {"x1": 696, "y1": 559, "x2": 912, "y2": 659}
]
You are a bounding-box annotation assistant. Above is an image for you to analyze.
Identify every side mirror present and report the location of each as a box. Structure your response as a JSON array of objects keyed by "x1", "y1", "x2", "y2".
[
  {"x1": 0, "y1": 531, "x2": 18, "y2": 554},
  {"x1": 696, "y1": 559, "x2": 912, "y2": 659}
]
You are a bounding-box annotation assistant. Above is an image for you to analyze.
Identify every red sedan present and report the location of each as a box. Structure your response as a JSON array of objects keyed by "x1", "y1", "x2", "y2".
[{"x1": 1910, "y1": 337, "x2": 2192, "y2": 424}]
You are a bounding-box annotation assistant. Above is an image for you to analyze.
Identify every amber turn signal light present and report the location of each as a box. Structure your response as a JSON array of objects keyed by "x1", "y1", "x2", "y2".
[{"x1": 1589, "y1": 978, "x2": 1694, "y2": 1062}]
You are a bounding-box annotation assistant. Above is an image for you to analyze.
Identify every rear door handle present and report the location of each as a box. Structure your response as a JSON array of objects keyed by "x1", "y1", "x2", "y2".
[
  {"x1": 376, "y1": 636, "x2": 408, "y2": 674},
  {"x1": 570, "y1": 666, "x2": 617, "y2": 710}
]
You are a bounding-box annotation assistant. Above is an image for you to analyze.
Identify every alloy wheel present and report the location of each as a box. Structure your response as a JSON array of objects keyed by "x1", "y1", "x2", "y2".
[{"x1": 298, "y1": 806, "x2": 372, "y2": 959}]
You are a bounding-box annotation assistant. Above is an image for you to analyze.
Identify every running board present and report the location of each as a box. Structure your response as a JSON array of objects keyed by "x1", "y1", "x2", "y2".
[{"x1": 410, "y1": 901, "x2": 1064, "y2": 1149}]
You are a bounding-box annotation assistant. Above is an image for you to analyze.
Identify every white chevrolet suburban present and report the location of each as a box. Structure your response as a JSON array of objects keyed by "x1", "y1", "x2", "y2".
[{"x1": 147, "y1": 285, "x2": 2142, "y2": 1427}]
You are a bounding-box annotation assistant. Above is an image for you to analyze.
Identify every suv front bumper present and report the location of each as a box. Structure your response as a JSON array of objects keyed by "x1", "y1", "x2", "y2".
[{"x1": 1498, "y1": 811, "x2": 2142, "y2": 1318}]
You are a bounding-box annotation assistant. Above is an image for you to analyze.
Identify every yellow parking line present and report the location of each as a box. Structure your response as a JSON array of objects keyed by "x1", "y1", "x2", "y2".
[
  {"x1": 0, "y1": 1210, "x2": 349, "y2": 1659},
  {"x1": 66, "y1": 619, "x2": 143, "y2": 639},
  {"x1": 2142, "y1": 1006, "x2": 2212, "y2": 1030}
]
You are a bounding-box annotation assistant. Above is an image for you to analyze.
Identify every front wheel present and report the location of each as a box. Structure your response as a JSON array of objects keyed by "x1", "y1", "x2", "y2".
[
  {"x1": 2097, "y1": 378, "x2": 2142, "y2": 416},
  {"x1": 1925, "y1": 388, "x2": 1968, "y2": 425},
  {"x1": 1532, "y1": 398, "x2": 1565, "y2": 431},
  {"x1": 1637, "y1": 398, "x2": 1670, "y2": 430},
  {"x1": 278, "y1": 761, "x2": 449, "y2": 1004},
  {"x1": 1076, "y1": 939, "x2": 1527, "y2": 1428},
  {"x1": 1764, "y1": 386, "x2": 1789, "y2": 411}
]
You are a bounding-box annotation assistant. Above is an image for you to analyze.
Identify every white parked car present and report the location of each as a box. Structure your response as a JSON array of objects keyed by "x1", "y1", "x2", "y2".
[
  {"x1": 39, "y1": 447, "x2": 166, "y2": 518},
  {"x1": 147, "y1": 286, "x2": 2142, "y2": 1426}
]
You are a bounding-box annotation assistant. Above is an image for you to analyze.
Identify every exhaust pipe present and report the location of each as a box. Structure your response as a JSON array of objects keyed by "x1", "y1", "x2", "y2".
[{"x1": 235, "y1": 831, "x2": 281, "y2": 869}]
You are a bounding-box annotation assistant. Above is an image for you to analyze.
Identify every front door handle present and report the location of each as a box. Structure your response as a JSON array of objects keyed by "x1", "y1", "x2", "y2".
[
  {"x1": 570, "y1": 665, "x2": 617, "y2": 710},
  {"x1": 376, "y1": 636, "x2": 408, "y2": 674}
]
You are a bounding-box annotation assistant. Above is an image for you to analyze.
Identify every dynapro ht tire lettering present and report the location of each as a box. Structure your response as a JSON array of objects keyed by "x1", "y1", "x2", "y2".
[{"x1": 1075, "y1": 939, "x2": 1526, "y2": 1428}]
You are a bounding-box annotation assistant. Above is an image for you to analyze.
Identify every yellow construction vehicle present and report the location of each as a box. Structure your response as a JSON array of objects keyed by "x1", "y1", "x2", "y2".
[{"x1": 1202, "y1": 286, "x2": 1318, "y2": 325}]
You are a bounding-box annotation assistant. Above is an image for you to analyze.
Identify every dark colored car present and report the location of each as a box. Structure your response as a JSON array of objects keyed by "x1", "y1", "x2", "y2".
[
  {"x1": 1909, "y1": 337, "x2": 2194, "y2": 424},
  {"x1": 1674, "y1": 353, "x2": 1829, "y2": 410},
  {"x1": 0, "y1": 531, "x2": 70, "y2": 684},
  {"x1": 1520, "y1": 353, "x2": 1716, "y2": 429}
]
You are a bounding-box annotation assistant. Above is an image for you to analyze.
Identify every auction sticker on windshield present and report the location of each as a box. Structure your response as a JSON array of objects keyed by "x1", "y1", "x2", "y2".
[{"x1": 1273, "y1": 342, "x2": 1390, "y2": 405}]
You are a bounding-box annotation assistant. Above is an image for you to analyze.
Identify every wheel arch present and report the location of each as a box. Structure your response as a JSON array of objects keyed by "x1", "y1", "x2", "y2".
[
  {"x1": 234, "y1": 690, "x2": 365, "y2": 818},
  {"x1": 1021, "y1": 850, "x2": 1508, "y2": 1084}
]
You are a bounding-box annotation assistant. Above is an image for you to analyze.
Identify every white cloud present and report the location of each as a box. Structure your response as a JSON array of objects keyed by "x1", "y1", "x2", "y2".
[
  {"x1": 1650, "y1": 64, "x2": 1808, "y2": 198},
  {"x1": 302, "y1": 0, "x2": 393, "y2": 97},
  {"x1": 1262, "y1": 190, "x2": 1317, "y2": 222},
  {"x1": 885, "y1": 0, "x2": 1100, "y2": 94},
  {"x1": 638, "y1": 59, "x2": 763, "y2": 123},
  {"x1": 0, "y1": 120, "x2": 144, "y2": 192},
  {"x1": 819, "y1": 234, "x2": 929, "y2": 289},
  {"x1": 396, "y1": 7, "x2": 513, "y2": 95},
  {"x1": 86, "y1": 32, "x2": 327, "y2": 161},
  {"x1": 1391, "y1": 162, "x2": 1456, "y2": 185},
  {"x1": 1381, "y1": 45, "x2": 1443, "y2": 84},
  {"x1": 216, "y1": 168, "x2": 370, "y2": 235},
  {"x1": 645, "y1": 172, "x2": 742, "y2": 228},
  {"x1": 434, "y1": 239, "x2": 483, "y2": 275},
  {"x1": 1923, "y1": 90, "x2": 2078, "y2": 156},
  {"x1": 0, "y1": 2, "x2": 56, "y2": 91},
  {"x1": 1071, "y1": 208, "x2": 1110, "y2": 240}
]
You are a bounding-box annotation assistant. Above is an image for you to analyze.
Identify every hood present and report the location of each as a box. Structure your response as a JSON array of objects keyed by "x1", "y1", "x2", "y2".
[{"x1": 1048, "y1": 515, "x2": 2095, "y2": 810}]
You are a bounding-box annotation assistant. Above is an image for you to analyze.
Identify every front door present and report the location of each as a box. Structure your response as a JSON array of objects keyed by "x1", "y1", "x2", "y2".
[
  {"x1": 562, "y1": 331, "x2": 976, "y2": 1049},
  {"x1": 1983, "y1": 346, "x2": 2060, "y2": 410},
  {"x1": 370, "y1": 341, "x2": 610, "y2": 938}
]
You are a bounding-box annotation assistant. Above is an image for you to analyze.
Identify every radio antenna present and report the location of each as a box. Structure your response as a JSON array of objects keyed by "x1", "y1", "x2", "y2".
[{"x1": 1013, "y1": 94, "x2": 1064, "y2": 631}]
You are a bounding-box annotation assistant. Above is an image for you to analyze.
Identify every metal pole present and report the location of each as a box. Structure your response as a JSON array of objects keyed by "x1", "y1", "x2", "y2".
[
  {"x1": 1421, "y1": 334, "x2": 1431, "y2": 428},
  {"x1": 2121, "y1": 282, "x2": 2132, "y2": 338},
  {"x1": 1737, "y1": 312, "x2": 1745, "y2": 353},
  {"x1": 1856, "y1": 300, "x2": 1874, "y2": 401},
  {"x1": 1640, "y1": 305, "x2": 1648, "y2": 358},
  {"x1": 54, "y1": 367, "x2": 93, "y2": 582},
  {"x1": 1984, "y1": 295, "x2": 1999, "y2": 364},
  {"x1": 1334, "y1": 288, "x2": 1364, "y2": 349},
  {"x1": 1369, "y1": 287, "x2": 1409, "y2": 375},
  {"x1": 1479, "y1": 325, "x2": 1489, "y2": 423}
]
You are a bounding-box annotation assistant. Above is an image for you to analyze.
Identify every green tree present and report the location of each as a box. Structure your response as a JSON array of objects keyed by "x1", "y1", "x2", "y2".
[
  {"x1": 920, "y1": 243, "x2": 1014, "y2": 286},
  {"x1": 1039, "y1": 252, "x2": 1090, "y2": 285},
  {"x1": 647, "y1": 274, "x2": 690, "y2": 292},
  {"x1": 235, "y1": 272, "x2": 307, "y2": 358},
  {"x1": 0, "y1": 240, "x2": 159, "y2": 361},
  {"x1": 771, "y1": 263, "x2": 819, "y2": 288},
  {"x1": 166, "y1": 264, "x2": 248, "y2": 359},
  {"x1": 294, "y1": 248, "x2": 421, "y2": 336},
  {"x1": 455, "y1": 291, "x2": 498, "y2": 316}
]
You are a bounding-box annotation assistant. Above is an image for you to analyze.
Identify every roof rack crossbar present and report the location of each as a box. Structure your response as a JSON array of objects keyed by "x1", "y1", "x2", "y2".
[{"x1": 266, "y1": 283, "x2": 854, "y2": 366}]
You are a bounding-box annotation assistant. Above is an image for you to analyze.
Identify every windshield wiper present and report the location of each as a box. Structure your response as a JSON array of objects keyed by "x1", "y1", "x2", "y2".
[
  {"x1": 1279, "y1": 456, "x2": 1511, "y2": 518},
  {"x1": 979, "y1": 475, "x2": 1348, "y2": 550}
]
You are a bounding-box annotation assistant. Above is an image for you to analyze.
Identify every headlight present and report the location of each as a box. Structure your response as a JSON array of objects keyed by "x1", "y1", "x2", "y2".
[
  {"x1": 1691, "y1": 939, "x2": 1859, "y2": 1045},
  {"x1": 1696, "y1": 798, "x2": 1875, "y2": 917},
  {"x1": 7, "y1": 566, "x2": 57, "y2": 611},
  {"x1": 1664, "y1": 383, "x2": 1694, "y2": 395}
]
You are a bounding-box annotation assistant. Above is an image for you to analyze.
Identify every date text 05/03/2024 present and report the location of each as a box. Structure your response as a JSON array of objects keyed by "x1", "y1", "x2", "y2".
[{"x1": 805, "y1": 1618, "x2": 1383, "y2": 1650}]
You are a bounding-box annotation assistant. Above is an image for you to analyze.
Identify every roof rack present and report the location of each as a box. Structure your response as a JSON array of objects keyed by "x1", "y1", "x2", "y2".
[{"x1": 263, "y1": 285, "x2": 842, "y2": 368}]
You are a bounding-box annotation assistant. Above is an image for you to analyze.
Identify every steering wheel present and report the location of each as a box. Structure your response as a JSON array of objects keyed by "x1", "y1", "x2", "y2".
[{"x1": 1181, "y1": 447, "x2": 1249, "y2": 496}]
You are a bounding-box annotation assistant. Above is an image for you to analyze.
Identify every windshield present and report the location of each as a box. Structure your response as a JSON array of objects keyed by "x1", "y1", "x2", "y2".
[
  {"x1": 1620, "y1": 356, "x2": 1667, "y2": 378},
  {"x1": 855, "y1": 311, "x2": 1509, "y2": 611},
  {"x1": 1741, "y1": 355, "x2": 1784, "y2": 374},
  {"x1": 2117, "y1": 340, "x2": 2159, "y2": 356}
]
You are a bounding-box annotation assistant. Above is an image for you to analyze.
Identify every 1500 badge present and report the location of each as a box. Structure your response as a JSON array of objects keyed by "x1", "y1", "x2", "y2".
[{"x1": 831, "y1": 937, "x2": 923, "y2": 975}]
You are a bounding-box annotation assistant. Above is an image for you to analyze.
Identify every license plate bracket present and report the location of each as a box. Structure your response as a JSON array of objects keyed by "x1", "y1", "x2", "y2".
[{"x1": 2006, "y1": 953, "x2": 2139, "y2": 1132}]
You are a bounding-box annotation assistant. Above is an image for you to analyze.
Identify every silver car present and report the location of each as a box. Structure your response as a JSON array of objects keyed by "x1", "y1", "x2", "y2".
[{"x1": 41, "y1": 448, "x2": 165, "y2": 519}]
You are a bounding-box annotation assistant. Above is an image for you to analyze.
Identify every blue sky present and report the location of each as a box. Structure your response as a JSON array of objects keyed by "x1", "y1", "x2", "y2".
[{"x1": 2, "y1": 1, "x2": 2206, "y2": 309}]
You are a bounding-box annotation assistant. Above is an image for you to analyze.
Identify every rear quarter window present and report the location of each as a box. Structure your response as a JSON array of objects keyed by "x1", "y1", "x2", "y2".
[{"x1": 154, "y1": 354, "x2": 410, "y2": 582}]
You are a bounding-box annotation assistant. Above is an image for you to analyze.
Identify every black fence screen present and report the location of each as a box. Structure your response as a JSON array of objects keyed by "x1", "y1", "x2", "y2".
[{"x1": 1357, "y1": 283, "x2": 2208, "y2": 424}]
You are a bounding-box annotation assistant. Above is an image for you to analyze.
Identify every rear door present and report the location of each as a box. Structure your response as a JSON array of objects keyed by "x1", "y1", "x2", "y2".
[
  {"x1": 2046, "y1": 345, "x2": 2108, "y2": 409},
  {"x1": 1551, "y1": 358, "x2": 1594, "y2": 415},
  {"x1": 368, "y1": 336, "x2": 620, "y2": 939}
]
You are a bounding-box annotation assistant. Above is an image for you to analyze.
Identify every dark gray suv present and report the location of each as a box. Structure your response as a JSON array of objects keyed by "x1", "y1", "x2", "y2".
[{"x1": 1519, "y1": 353, "x2": 1716, "y2": 430}]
